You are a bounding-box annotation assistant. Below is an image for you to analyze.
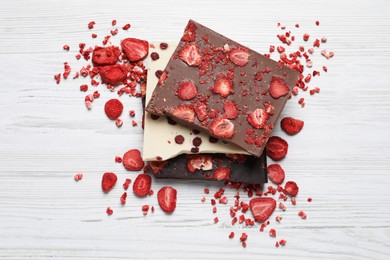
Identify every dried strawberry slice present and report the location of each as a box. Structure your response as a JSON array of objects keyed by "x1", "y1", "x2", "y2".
[
  {"x1": 210, "y1": 118, "x2": 235, "y2": 139},
  {"x1": 223, "y1": 101, "x2": 238, "y2": 119},
  {"x1": 249, "y1": 197, "x2": 276, "y2": 222},
  {"x1": 181, "y1": 21, "x2": 197, "y2": 42},
  {"x1": 121, "y1": 38, "x2": 149, "y2": 62},
  {"x1": 157, "y1": 186, "x2": 177, "y2": 213},
  {"x1": 133, "y1": 174, "x2": 151, "y2": 197},
  {"x1": 213, "y1": 167, "x2": 231, "y2": 181},
  {"x1": 269, "y1": 76, "x2": 289, "y2": 99},
  {"x1": 281, "y1": 117, "x2": 304, "y2": 135},
  {"x1": 177, "y1": 81, "x2": 197, "y2": 100},
  {"x1": 101, "y1": 172, "x2": 117, "y2": 193},
  {"x1": 99, "y1": 64, "x2": 127, "y2": 86},
  {"x1": 92, "y1": 46, "x2": 121, "y2": 66},
  {"x1": 266, "y1": 136, "x2": 288, "y2": 161},
  {"x1": 229, "y1": 47, "x2": 250, "y2": 67},
  {"x1": 123, "y1": 149, "x2": 144, "y2": 171},
  {"x1": 104, "y1": 99, "x2": 123, "y2": 120},
  {"x1": 149, "y1": 160, "x2": 168, "y2": 174},
  {"x1": 212, "y1": 74, "x2": 234, "y2": 98},
  {"x1": 267, "y1": 164, "x2": 285, "y2": 185},
  {"x1": 171, "y1": 105, "x2": 195, "y2": 123},
  {"x1": 187, "y1": 155, "x2": 213, "y2": 172},
  {"x1": 284, "y1": 181, "x2": 299, "y2": 197},
  {"x1": 194, "y1": 102, "x2": 208, "y2": 121},
  {"x1": 247, "y1": 109, "x2": 269, "y2": 129},
  {"x1": 179, "y1": 44, "x2": 202, "y2": 67}
]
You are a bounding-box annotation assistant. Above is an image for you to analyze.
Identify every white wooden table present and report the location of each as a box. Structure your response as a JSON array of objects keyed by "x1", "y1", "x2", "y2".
[{"x1": 1, "y1": 0, "x2": 389, "y2": 259}]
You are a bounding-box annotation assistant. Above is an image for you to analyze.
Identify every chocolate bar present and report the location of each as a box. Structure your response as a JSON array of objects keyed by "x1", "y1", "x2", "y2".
[
  {"x1": 146, "y1": 20, "x2": 300, "y2": 157},
  {"x1": 147, "y1": 153, "x2": 267, "y2": 184}
]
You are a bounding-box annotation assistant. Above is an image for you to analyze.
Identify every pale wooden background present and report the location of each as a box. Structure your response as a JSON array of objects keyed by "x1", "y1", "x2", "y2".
[{"x1": 0, "y1": 0, "x2": 389, "y2": 259}]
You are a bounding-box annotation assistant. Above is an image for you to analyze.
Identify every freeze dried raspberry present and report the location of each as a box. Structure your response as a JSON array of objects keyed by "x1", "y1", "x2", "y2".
[
  {"x1": 101, "y1": 172, "x2": 117, "y2": 193},
  {"x1": 99, "y1": 64, "x2": 127, "y2": 86},
  {"x1": 106, "y1": 207, "x2": 113, "y2": 215},
  {"x1": 174, "y1": 135, "x2": 185, "y2": 144},
  {"x1": 269, "y1": 76, "x2": 289, "y2": 99},
  {"x1": 267, "y1": 164, "x2": 285, "y2": 185},
  {"x1": 177, "y1": 81, "x2": 197, "y2": 100},
  {"x1": 284, "y1": 181, "x2": 299, "y2": 197},
  {"x1": 194, "y1": 102, "x2": 208, "y2": 121},
  {"x1": 104, "y1": 99, "x2": 123, "y2": 120},
  {"x1": 121, "y1": 38, "x2": 149, "y2": 62},
  {"x1": 266, "y1": 136, "x2": 288, "y2": 161},
  {"x1": 123, "y1": 149, "x2": 144, "y2": 171},
  {"x1": 247, "y1": 109, "x2": 268, "y2": 129},
  {"x1": 210, "y1": 118, "x2": 235, "y2": 139},
  {"x1": 249, "y1": 197, "x2": 276, "y2": 222},
  {"x1": 160, "y1": 42, "x2": 168, "y2": 49},
  {"x1": 63, "y1": 45, "x2": 70, "y2": 51},
  {"x1": 150, "y1": 52, "x2": 160, "y2": 61},
  {"x1": 179, "y1": 44, "x2": 202, "y2": 67},
  {"x1": 122, "y1": 23, "x2": 131, "y2": 30},
  {"x1": 149, "y1": 160, "x2": 168, "y2": 174},
  {"x1": 213, "y1": 167, "x2": 231, "y2": 181},
  {"x1": 212, "y1": 74, "x2": 234, "y2": 98},
  {"x1": 171, "y1": 105, "x2": 195, "y2": 123},
  {"x1": 187, "y1": 155, "x2": 213, "y2": 172},
  {"x1": 74, "y1": 173, "x2": 83, "y2": 181},
  {"x1": 229, "y1": 47, "x2": 250, "y2": 67},
  {"x1": 157, "y1": 186, "x2": 177, "y2": 213},
  {"x1": 133, "y1": 174, "x2": 151, "y2": 197},
  {"x1": 298, "y1": 211, "x2": 307, "y2": 219},
  {"x1": 223, "y1": 101, "x2": 238, "y2": 119},
  {"x1": 281, "y1": 117, "x2": 304, "y2": 135},
  {"x1": 92, "y1": 46, "x2": 121, "y2": 66},
  {"x1": 192, "y1": 137, "x2": 202, "y2": 147},
  {"x1": 269, "y1": 229, "x2": 276, "y2": 237},
  {"x1": 181, "y1": 21, "x2": 197, "y2": 42}
]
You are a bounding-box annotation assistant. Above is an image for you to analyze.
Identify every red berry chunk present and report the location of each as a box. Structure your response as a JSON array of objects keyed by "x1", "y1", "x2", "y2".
[
  {"x1": 99, "y1": 64, "x2": 127, "y2": 86},
  {"x1": 92, "y1": 46, "x2": 121, "y2": 66},
  {"x1": 223, "y1": 101, "x2": 238, "y2": 119},
  {"x1": 266, "y1": 136, "x2": 288, "y2": 161},
  {"x1": 121, "y1": 38, "x2": 149, "y2": 62},
  {"x1": 104, "y1": 99, "x2": 123, "y2": 120},
  {"x1": 133, "y1": 174, "x2": 151, "y2": 197},
  {"x1": 181, "y1": 20, "x2": 197, "y2": 42},
  {"x1": 123, "y1": 149, "x2": 144, "y2": 171},
  {"x1": 101, "y1": 172, "x2": 117, "y2": 193},
  {"x1": 157, "y1": 186, "x2": 177, "y2": 213},
  {"x1": 187, "y1": 155, "x2": 213, "y2": 172}
]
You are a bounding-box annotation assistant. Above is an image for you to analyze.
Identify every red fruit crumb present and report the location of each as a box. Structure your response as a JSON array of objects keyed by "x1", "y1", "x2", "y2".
[
  {"x1": 313, "y1": 39, "x2": 320, "y2": 47},
  {"x1": 298, "y1": 211, "x2": 307, "y2": 219},
  {"x1": 92, "y1": 46, "x2": 121, "y2": 66},
  {"x1": 275, "y1": 241, "x2": 279, "y2": 247},
  {"x1": 123, "y1": 178, "x2": 131, "y2": 190},
  {"x1": 247, "y1": 108, "x2": 269, "y2": 129},
  {"x1": 133, "y1": 174, "x2": 152, "y2": 197},
  {"x1": 150, "y1": 52, "x2": 160, "y2": 61},
  {"x1": 63, "y1": 45, "x2": 70, "y2": 51},
  {"x1": 275, "y1": 215, "x2": 282, "y2": 222},
  {"x1": 160, "y1": 42, "x2": 168, "y2": 49},
  {"x1": 192, "y1": 137, "x2": 202, "y2": 147},
  {"x1": 279, "y1": 202, "x2": 286, "y2": 211},
  {"x1": 177, "y1": 81, "x2": 197, "y2": 100},
  {"x1": 240, "y1": 233, "x2": 248, "y2": 242},
  {"x1": 316, "y1": 20, "x2": 320, "y2": 26},
  {"x1": 101, "y1": 172, "x2": 117, "y2": 193},
  {"x1": 284, "y1": 181, "x2": 299, "y2": 197},
  {"x1": 303, "y1": 33, "x2": 310, "y2": 41},
  {"x1": 201, "y1": 197, "x2": 206, "y2": 202},
  {"x1": 106, "y1": 207, "x2": 113, "y2": 215},
  {"x1": 132, "y1": 120, "x2": 138, "y2": 127},
  {"x1": 54, "y1": 73, "x2": 61, "y2": 84},
  {"x1": 142, "y1": 205, "x2": 150, "y2": 215},
  {"x1": 115, "y1": 156, "x2": 122, "y2": 163},
  {"x1": 266, "y1": 136, "x2": 288, "y2": 161},
  {"x1": 242, "y1": 242, "x2": 247, "y2": 248},
  {"x1": 269, "y1": 45, "x2": 275, "y2": 53},
  {"x1": 123, "y1": 149, "x2": 145, "y2": 171},
  {"x1": 229, "y1": 232, "x2": 235, "y2": 239},
  {"x1": 99, "y1": 64, "x2": 127, "y2": 86},
  {"x1": 104, "y1": 99, "x2": 123, "y2": 120},
  {"x1": 277, "y1": 46, "x2": 285, "y2": 53},
  {"x1": 214, "y1": 217, "x2": 219, "y2": 223},
  {"x1": 129, "y1": 110, "x2": 135, "y2": 117},
  {"x1": 115, "y1": 118, "x2": 123, "y2": 127},
  {"x1": 291, "y1": 197, "x2": 296, "y2": 205},
  {"x1": 267, "y1": 164, "x2": 285, "y2": 185},
  {"x1": 88, "y1": 21, "x2": 95, "y2": 29},
  {"x1": 157, "y1": 186, "x2": 177, "y2": 213},
  {"x1": 174, "y1": 135, "x2": 185, "y2": 144},
  {"x1": 111, "y1": 20, "x2": 117, "y2": 26},
  {"x1": 120, "y1": 192, "x2": 127, "y2": 205},
  {"x1": 279, "y1": 239, "x2": 287, "y2": 246},
  {"x1": 74, "y1": 173, "x2": 83, "y2": 181},
  {"x1": 92, "y1": 33, "x2": 97, "y2": 38},
  {"x1": 122, "y1": 23, "x2": 131, "y2": 30},
  {"x1": 204, "y1": 188, "x2": 210, "y2": 194},
  {"x1": 308, "y1": 198, "x2": 312, "y2": 202},
  {"x1": 223, "y1": 101, "x2": 238, "y2": 119},
  {"x1": 181, "y1": 21, "x2": 197, "y2": 42},
  {"x1": 212, "y1": 206, "x2": 217, "y2": 214},
  {"x1": 269, "y1": 229, "x2": 276, "y2": 237},
  {"x1": 323, "y1": 66, "x2": 328, "y2": 72}
]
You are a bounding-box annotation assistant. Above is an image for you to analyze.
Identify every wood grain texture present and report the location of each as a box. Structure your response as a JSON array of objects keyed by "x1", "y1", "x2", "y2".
[{"x1": 0, "y1": 0, "x2": 390, "y2": 259}]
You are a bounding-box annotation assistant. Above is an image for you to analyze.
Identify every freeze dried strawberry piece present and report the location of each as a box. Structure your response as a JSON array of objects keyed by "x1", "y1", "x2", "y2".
[
  {"x1": 267, "y1": 164, "x2": 285, "y2": 185},
  {"x1": 181, "y1": 20, "x2": 197, "y2": 42},
  {"x1": 249, "y1": 197, "x2": 276, "y2": 222},
  {"x1": 212, "y1": 74, "x2": 234, "y2": 98},
  {"x1": 101, "y1": 172, "x2": 117, "y2": 193},
  {"x1": 104, "y1": 99, "x2": 123, "y2": 120},
  {"x1": 269, "y1": 76, "x2": 289, "y2": 99},
  {"x1": 223, "y1": 101, "x2": 238, "y2": 119},
  {"x1": 266, "y1": 136, "x2": 288, "y2": 161},
  {"x1": 187, "y1": 155, "x2": 213, "y2": 172},
  {"x1": 247, "y1": 109, "x2": 269, "y2": 129},
  {"x1": 133, "y1": 174, "x2": 151, "y2": 197},
  {"x1": 179, "y1": 44, "x2": 202, "y2": 67},
  {"x1": 213, "y1": 167, "x2": 231, "y2": 181},
  {"x1": 92, "y1": 46, "x2": 121, "y2": 66},
  {"x1": 99, "y1": 64, "x2": 127, "y2": 86},
  {"x1": 177, "y1": 81, "x2": 197, "y2": 100},
  {"x1": 123, "y1": 149, "x2": 145, "y2": 171},
  {"x1": 171, "y1": 105, "x2": 195, "y2": 123},
  {"x1": 149, "y1": 160, "x2": 168, "y2": 174},
  {"x1": 210, "y1": 118, "x2": 235, "y2": 139},
  {"x1": 157, "y1": 186, "x2": 177, "y2": 213},
  {"x1": 284, "y1": 181, "x2": 299, "y2": 197},
  {"x1": 194, "y1": 102, "x2": 208, "y2": 121},
  {"x1": 281, "y1": 117, "x2": 304, "y2": 135},
  {"x1": 121, "y1": 38, "x2": 149, "y2": 62},
  {"x1": 229, "y1": 47, "x2": 250, "y2": 67}
]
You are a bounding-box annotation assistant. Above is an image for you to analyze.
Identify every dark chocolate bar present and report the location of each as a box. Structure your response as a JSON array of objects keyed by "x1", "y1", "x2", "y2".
[{"x1": 146, "y1": 20, "x2": 300, "y2": 157}]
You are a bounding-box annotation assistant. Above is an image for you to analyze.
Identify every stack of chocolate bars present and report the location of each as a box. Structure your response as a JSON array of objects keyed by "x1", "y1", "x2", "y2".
[{"x1": 143, "y1": 20, "x2": 299, "y2": 184}]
